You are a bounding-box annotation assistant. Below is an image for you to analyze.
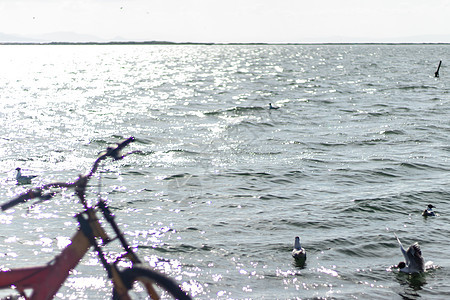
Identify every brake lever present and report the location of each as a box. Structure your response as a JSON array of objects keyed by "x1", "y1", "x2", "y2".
[{"x1": 106, "y1": 137, "x2": 135, "y2": 160}]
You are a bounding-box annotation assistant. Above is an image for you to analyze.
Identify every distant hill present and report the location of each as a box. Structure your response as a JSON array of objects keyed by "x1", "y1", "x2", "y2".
[{"x1": 1, "y1": 31, "x2": 449, "y2": 44}]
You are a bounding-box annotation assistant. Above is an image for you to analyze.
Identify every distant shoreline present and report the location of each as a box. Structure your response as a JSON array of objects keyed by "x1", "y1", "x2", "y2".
[{"x1": 1, "y1": 41, "x2": 450, "y2": 46}]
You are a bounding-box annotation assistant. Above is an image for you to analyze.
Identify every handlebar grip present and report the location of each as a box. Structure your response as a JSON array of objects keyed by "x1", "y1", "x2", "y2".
[
  {"x1": 116, "y1": 136, "x2": 135, "y2": 150},
  {"x1": 1, "y1": 190, "x2": 41, "y2": 211},
  {"x1": 106, "y1": 136, "x2": 135, "y2": 160}
]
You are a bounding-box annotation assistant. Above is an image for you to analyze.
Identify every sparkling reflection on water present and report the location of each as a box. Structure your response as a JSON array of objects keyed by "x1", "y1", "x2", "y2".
[{"x1": 0, "y1": 44, "x2": 449, "y2": 299}]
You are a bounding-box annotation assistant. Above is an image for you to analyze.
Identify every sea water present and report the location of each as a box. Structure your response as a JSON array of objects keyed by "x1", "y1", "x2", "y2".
[{"x1": 0, "y1": 44, "x2": 449, "y2": 299}]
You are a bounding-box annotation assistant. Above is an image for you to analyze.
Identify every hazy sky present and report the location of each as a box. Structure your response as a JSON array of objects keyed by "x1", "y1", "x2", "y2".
[{"x1": 1, "y1": 0, "x2": 450, "y2": 43}]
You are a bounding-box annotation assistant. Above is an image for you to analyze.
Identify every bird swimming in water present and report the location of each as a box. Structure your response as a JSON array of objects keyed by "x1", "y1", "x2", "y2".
[
  {"x1": 394, "y1": 233, "x2": 425, "y2": 274},
  {"x1": 422, "y1": 204, "x2": 436, "y2": 217},
  {"x1": 269, "y1": 103, "x2": 279, "y2": 110},
  {"x1": 292, "y1": 236, "x2": 306, "y2": 264},
  {"x1": 15, "y1": 167, "x2": 37, "y2": 185}
]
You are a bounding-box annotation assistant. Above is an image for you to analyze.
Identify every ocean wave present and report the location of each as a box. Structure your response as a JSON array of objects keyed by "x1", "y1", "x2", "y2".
[
  {"x1": 379, "y1": 129, "x2": 405, "y2": 135},
  {"x1": 398, "y1": 162, "x2": 448, "y2": 171},
  {"x1": 283, "y1": 170, "x2": 307, "y2": 178},
  {"x1": 163, "y1": 149, "x2": 200, "y2": 155},
  {"x1": 204, "y1": 105, "x2": 265, "y2": 116},
  {"x1": 141, "y1": 243, "x2": 214, "y2": 253},
  {"x1": 259, "y1": 194, "x2": 291, "y2": 200},
  {"x1": 163, "y1": 173, "x2": 198, "y2": 180},
  {"x1": 218, "y1": 171, "x2": 274, "y2": 178},
  {"x1": 397, "y1": 85, "x2": 438, "y2": 90}
]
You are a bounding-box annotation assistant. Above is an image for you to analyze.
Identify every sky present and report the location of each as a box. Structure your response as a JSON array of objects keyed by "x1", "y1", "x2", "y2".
[{"x1": 1, "y1": 0, "x2": 450, "y2": 43}]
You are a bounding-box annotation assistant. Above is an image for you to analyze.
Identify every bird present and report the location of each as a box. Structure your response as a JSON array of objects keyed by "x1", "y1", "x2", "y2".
[
  {"x1": 15, "y1": 167, "x2": 37, "y2": 185},
  {"x1": 422, "y1": 204, "x2": 436, "y2": 217},
  {"x1": 269, "y1": 103, "x2": 279, "y2": 110},
  {"x1": 292, "y1": 236, "x2": 306, "y2": 264},
  {"x1": 394, "y1": 233, "x2": 425, "y2": 274}
]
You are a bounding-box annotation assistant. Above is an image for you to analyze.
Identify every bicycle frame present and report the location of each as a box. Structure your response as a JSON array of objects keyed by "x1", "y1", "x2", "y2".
[
  {"x1": 0, "y1": 137, "x2": 172, "y2": 300},
  {"x1": 0, "y1": 208, "x2": 109, "y2": 299}
]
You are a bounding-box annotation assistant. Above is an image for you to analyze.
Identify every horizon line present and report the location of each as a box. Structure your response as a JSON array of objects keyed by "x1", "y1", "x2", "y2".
[{"x1": 1, "y1": 41, "x2": 450, "y2": 46}]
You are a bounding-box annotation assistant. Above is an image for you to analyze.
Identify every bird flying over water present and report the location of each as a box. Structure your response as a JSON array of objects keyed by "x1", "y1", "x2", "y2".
[
  {"x1": 292, "y1": 236, "x2": 306, "y2": 264},
  {"x1": 15, "y1": 167, "x2": 37, "y2": 185},
  {"x1": 394, "y1": 233, "x2": 425, "y2": 274}
]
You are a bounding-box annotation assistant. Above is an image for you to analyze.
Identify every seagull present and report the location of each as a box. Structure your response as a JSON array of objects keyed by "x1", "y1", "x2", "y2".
[
  {"x1": 15, "y1": 167, "x2": 37, "y2": 185},
  {"x1": 269, "y1": 103, "x2": 279, "y2": 110},
  {"x1": 422, "y1": 204, "x2": 436, "y2": 217},
  {"x1": 292, "y1": 236, "x2": 306, "y2": 263},
  {"x1": 394, "y1": 233, "x2": 425, "y2": 274}
]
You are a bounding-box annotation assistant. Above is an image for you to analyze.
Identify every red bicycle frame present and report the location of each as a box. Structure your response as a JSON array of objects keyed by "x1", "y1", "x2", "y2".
[{"x1": 0, "y1": 209, "x2": 110, "y2": 300}]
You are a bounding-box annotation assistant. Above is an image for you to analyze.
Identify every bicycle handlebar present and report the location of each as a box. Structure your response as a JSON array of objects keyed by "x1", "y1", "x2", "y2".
[
  {"x1": 1, "y1": 137, "x2": 135, "y2": 211},
  {"x1": 1, "y1": 190, "x2": 41, "y2": 211}
]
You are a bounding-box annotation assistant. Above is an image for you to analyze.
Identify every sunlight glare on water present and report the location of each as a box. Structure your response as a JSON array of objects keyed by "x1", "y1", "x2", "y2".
[{"x1": 0, "y1": 44, "x2": 449, "y2": 299}]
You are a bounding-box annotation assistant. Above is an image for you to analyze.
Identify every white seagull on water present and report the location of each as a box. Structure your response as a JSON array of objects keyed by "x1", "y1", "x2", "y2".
[
  {"x1": 269, "y1": 103, "x2": 279, "y2": 110},
  {"x1": 394, "y1": 233, "x2": 425, "y2": 274},
  {"x1": 15, "y1": 167, "x2": 37, "y2": 185},
  {"x1": 292, "y1": 236, "x2": 306, "y2": 264}
]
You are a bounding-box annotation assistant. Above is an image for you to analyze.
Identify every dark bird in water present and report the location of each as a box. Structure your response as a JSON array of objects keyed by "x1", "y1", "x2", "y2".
[
  {"x1": 15, "y1": 167, "x2": 37, "y2": 185},
  {"x1": 394, "y1": 233, "x2": 425, "y2": 274},
  {"x1": 292, "y1": 236, "x2": 306, "y2": 264},
  {"x1": 422, "y1": 204, "x2": 436, "y2": 217}
]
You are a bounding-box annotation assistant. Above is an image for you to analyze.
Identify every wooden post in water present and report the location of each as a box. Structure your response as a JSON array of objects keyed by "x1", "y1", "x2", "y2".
[{"x1": 435, "y1": 60, "x2": 442, "y2": 77}]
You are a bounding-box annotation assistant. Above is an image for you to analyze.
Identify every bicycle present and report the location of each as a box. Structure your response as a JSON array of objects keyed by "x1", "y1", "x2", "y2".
[{"x1": 0, "y1": 137, "x2": 192, "y2": 300}]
